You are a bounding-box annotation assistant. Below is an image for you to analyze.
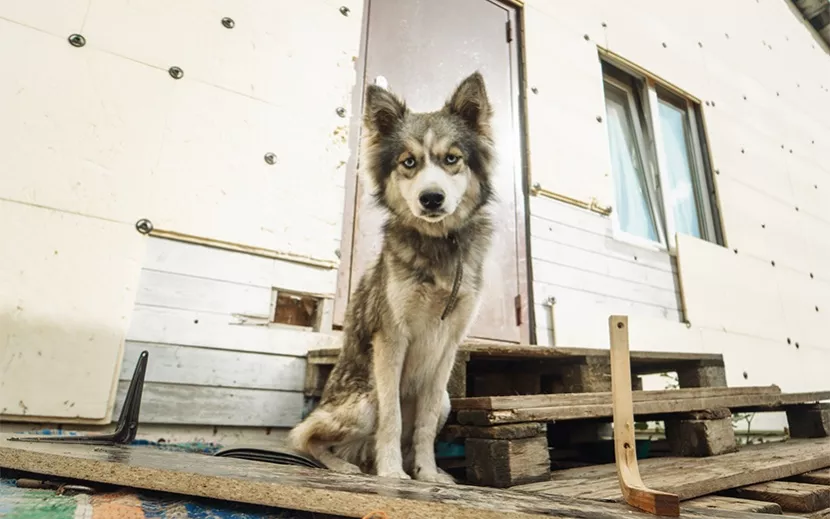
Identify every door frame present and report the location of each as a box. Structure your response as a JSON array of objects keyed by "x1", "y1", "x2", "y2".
[{"x1": 333, "y1": 0, "x2": 534, "y2": 345}]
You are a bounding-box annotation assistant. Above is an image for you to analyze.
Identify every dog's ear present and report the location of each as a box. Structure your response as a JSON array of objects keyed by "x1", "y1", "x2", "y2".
[
  {"x1": 364, "y1": 85, "x2": 406, "y2": 135},
  {"x1": 446, "y1": 71, "x2": 492, "y2": 131}
]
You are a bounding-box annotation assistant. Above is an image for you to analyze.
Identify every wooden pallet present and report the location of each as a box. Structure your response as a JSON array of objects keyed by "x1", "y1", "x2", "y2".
[
  {"x1": 305, "y1": 343, "x2": 728, "y2": 400},
  {"x1": 445, "y1": 390, "x2": 829, "y2": 488}
]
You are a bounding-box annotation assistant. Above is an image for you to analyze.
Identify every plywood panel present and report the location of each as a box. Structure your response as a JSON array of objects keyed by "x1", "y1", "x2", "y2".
[
  {"x1": 143, "y1": 237, "x2": 337, "y2": 296},
  {"x1": 145, "y1": 77, "x2": 347, "y2": 263},
  {"x1": 112, "y1": 382, "x2": 304, "y2": 427},
  {"x1": 0, "y1": 0, "x2": 87, "y2": 37},
  {"x1": 0, "y1": 200, "x2": 144, "y2": 421},
  {"x1": 121, "y1": 342, "x2": 306, "y2": 392},
  {"x1": 127, "y1": 306, "x2": 340, "y2": 357},
  {"x1": 0, "y1": 20, "x2": 173, "y2": 224},
  {"x1": 676, "y1": 234, "x2": 786, "y2": 343},
  {"x1": 83, "y1": 0, "x2": 360, "y2": 110}
]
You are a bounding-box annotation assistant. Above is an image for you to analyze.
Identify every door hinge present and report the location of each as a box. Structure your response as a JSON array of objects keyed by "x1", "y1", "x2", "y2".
[
  {"x1": 506, "y1": 20, "x2": 513, "y2": 43},
  {"x1": 514, "y1": 294, "x2": 522, "y2": 326}
]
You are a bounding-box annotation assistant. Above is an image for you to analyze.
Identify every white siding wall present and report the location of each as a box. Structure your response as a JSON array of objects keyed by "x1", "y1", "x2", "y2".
[{"x1": 524, "y1": 0, "x2": 830, "y2": 430}]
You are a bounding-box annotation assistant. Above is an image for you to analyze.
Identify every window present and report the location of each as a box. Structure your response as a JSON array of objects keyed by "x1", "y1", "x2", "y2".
[{"x1": 601, "y1": 60, "x2": 721, "y2": 251}]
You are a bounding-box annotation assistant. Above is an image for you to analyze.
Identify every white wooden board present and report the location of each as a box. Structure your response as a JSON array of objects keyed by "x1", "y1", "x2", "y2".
[
  {"x1": 127, "y1": 306, "x2": 340, "y2": 357},
  {"x1": 0, "y1": 0, "x2": 88, "y2": 38},
  {"x1": 143, "y1": 237, "x2": 337, "y2": 296},
  {"x1": 121, "y1": 342, "x2": 306, "y2": 392},
  {"x1": 0, "y1": 200, "x2": 145, "y2": 422},
  {"x1": 113, "y1": 382, "x2": 304, "y2": 427}
]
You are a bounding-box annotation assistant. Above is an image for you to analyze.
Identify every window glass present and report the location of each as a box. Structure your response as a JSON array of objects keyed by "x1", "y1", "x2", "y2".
[
  {"x1": 604, "y1": 84, "x2": 659, "y2": 242},
  {"x1": 658, "y1": 99, "x2": 702, "y2": 239}
]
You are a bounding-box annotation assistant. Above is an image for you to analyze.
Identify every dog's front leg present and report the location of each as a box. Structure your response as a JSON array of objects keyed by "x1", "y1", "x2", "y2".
[
  {"x1": 372, "y1": 332, "x2": 410, "y2": 480},
  {"x1": 411, "y1": 348, "x2": 457, "y2": 484}
]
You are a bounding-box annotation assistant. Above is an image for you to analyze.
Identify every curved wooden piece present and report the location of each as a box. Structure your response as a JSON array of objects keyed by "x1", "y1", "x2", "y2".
[{"x1": 609, "y1": 315, "x2": 680, "y2": 516}]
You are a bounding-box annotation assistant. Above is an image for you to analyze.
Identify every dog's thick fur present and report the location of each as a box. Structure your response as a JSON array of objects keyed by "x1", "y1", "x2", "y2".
[{"x1": 288, "y1": 72, "x2": 495, "y2": 483}]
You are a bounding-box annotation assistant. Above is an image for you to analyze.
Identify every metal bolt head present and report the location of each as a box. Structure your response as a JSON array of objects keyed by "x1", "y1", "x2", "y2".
[
  {"x1": 596, "y1": 115, "x2": 603, "y2": 123},
  {"x1": 336, "y1": 107, "x2": 347, "y2": 118},
  {"x1": 135, "y1": 219, "x2": 153, "y2": 234},
  {"x1": 339, "y1": 6, "x2": 350, "y2": 16},
  {"x1": 68, "y1": 34, "x2": 86, "y2": 48},
  {"x1": 264, "y1": 152, "x2": 277, "y2": 165},
  {"x1": 531, "y1": 87, "x2": 539, "y2": 94},
  {"x1": 168, "y1": 66, "x2": 184, "y2": 80},
  {"x1": 221, "y1": 17, "x2": 235, "y2": 29}
]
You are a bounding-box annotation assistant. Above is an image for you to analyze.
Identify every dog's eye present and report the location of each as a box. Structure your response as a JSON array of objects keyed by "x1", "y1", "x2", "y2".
[
  {"x1": 402, "y1": 157, "x2": 416, "y2": 169},
  {"x1": 445, "y1": 154, "x2": 459, "y2": 165}
]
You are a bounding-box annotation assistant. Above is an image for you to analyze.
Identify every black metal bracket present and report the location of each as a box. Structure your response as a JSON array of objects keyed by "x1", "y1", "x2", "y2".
[{"x1": 8, "y1": 351, "x2": 148, "y2": 446}]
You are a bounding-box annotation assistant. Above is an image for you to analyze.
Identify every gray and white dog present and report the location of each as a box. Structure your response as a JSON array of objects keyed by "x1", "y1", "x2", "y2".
[{"x1": 288, "y1": 72, "x2": 495, "y2": 483}]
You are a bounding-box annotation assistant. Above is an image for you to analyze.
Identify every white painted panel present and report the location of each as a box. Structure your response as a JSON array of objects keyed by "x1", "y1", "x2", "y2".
[
  {"x1": 113, "y1": 382, "x2": 303, "y2": 427},
  {"x1": 533, "y1": 260, "x2": 680, "y2": 310},
  {"x1": 83, "y1": 0, "x2": 361, "y2": 109},
  {"x1": 0, "y1": 0, "x2": 88, "y2": 37},
  {"x1": 135, "y1": 270, "x2": 272, "y2": 317},
  {"x1": 787, "y1": 154, "x2": 830, "y2": 224},
  {"x1": 127, "y1": 306, "x2": 340, "y2": 357},
  {"x1": 0, "y1": 20, "x2": 173, "y2": 224},
  {"x1": 774, "y1": 267, "x2": 830, "y2": 352},
  {"x1": 145, "y1": 77, "x2": 347, "y2": 263},
  {"x1": 0, "y1": 200, "x2": 144, "y2": 421},
  {"x1": 676, "y1": 234, "x2": 787, "y2": 343},
  {"x1": 144, "y1": 237, "x2": 337, "y2": 295},
  {"x1": 121, "y1": 342, "x2": 306, "y2": 392}
]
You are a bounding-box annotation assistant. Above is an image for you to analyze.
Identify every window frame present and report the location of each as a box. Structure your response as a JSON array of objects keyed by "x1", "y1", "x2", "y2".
[{"x1": 601, "y1": 61, "x2": 720, "y2": 253}]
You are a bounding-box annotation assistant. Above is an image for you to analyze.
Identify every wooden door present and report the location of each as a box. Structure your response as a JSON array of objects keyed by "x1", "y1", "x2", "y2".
[{"x1": 335, "y1": 0, "x2": 529, "y2": 343}]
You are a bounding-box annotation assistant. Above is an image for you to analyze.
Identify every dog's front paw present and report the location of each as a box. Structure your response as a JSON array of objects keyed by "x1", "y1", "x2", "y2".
[
  {"x1": 377, "y1": 468, "x2": 412, "y2": 480},
  {"x1": 415, "y1": 469, "x2": 456, "y2": 485}
]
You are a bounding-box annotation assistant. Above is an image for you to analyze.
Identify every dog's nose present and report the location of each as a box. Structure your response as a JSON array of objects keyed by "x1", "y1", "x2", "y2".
[{"x1": 419, "y1": 190, "x2": 445, "y2": 211}]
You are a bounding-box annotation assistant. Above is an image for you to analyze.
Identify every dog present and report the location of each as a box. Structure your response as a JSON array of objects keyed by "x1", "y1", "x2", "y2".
[{"x1": 288, "y1": 71, "x2": 496, "y2": 483}]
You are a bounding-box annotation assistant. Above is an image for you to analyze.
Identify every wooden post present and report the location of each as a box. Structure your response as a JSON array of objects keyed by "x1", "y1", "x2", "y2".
[
  {"x1": 609, "y1": 315, "x2": 680, "y2": 517},
  {"x1": 787, "y1": 403, "x2": 830, "y2": 438},
  {"x1": 665, "y1": 409, "x2": 739, "y2": 457}
]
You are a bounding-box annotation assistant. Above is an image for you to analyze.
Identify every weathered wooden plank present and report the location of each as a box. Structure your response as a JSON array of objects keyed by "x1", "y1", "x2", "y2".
[
  {"x1": 456, "y1": 391, "x2": 830, "y2": 425},
  {"x1": 453, "y1": 386, "x2": 782, "y2": 411},
  {"x1": 112, "y1": 382, "x2": 304, "y2": 427},
  {"x1": 121, "y1": 342, "x2": 306, "y2": 392},
  {"x1": 514, "y1": 438, "x2": 830, "y2": 502},
  {"x1": 0, "y1": 436, "x2": 791, "y2": 519},
  {"x1": 683, "y1": 496, "x2": 782, "y2": 514},
  {"x1": 441, "y1": 424, "x2": 547, "y2": 442},
  {"x1": 723, "y1": 481, "x2": 830, "y2": 513},
  {"x1": 789, "y1": 468, "x2": 830, "y2": 486},
  {"x1": 128, "y1": 306, "x2": 341, "y2": 357}
]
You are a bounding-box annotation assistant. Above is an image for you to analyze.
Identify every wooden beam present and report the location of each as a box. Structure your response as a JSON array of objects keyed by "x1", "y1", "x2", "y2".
[
  {"x1": 609, "y1": 315, "x2": 680, "y2": 516},
  {"x1": 789, "y1": 468, "x2": 830, "y2": 486}
]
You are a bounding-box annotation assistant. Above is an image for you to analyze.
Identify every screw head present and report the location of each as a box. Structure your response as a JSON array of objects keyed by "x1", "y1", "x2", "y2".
[
  {"x1": 168, "y1": 66, "x2": 184, "y2": 80},
  {"x1": 264, "y1": 152, "x2": 277, "y2": 165},
  {"x1": 68, "y1": 34, "x2": 86, "y2": 47},
  {"x1": 596, "y1": 115, "x2": 603, "y2": 123},
  {"x1": 339, "y1": 6, "x2": 350, "y2": 16},
  {"x1": 531, "y1": 87, "x2": 539, "y2": 94},
  {"x1": 135, "y1": 219, "x2": 153, "y2": 234},
  {"x1": 336, "y1": 107, "x2": 347, "y2": 118},
  {"x1": 221, "y1": 17, "x2": 235, "y2": 29}
]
